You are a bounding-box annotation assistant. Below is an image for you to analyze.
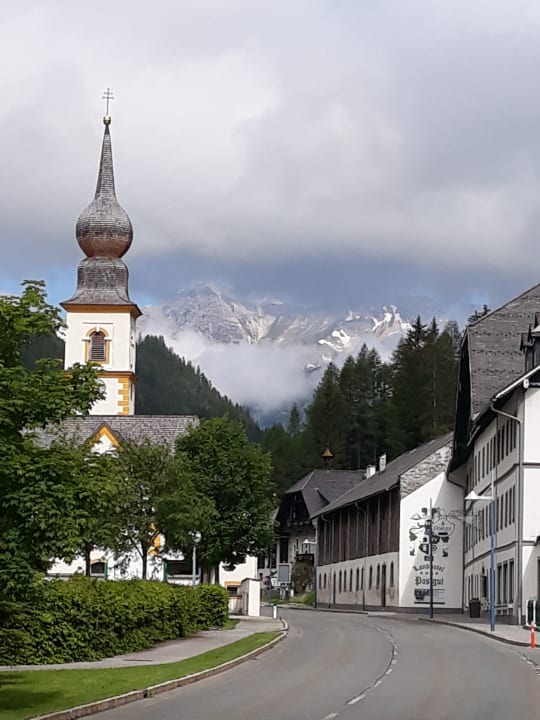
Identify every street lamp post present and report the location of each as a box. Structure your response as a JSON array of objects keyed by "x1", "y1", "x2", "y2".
[
  {"x1": 190, "y1": 531, "x2": 202, "y2": 587},
  {"x1": 465, "y1": 472, "x2": 495, "y2": 632},
  {"x1": 427, "y1": 499, "x2": 434, "y2": 620}
]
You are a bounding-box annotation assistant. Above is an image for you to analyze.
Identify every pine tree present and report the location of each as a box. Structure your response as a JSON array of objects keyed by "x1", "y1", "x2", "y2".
[
  {"x1": 304, "y1": 363, "x2": 349, "y2": 468},
  {"x1": 390, "y1": 316, "x2": 430, "y2": 450},
  {"x1": 287, "y1": 403, "x2": 301, "y2": 436}
]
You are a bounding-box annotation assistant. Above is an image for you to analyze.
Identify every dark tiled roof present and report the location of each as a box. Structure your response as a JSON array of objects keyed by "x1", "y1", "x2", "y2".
[
  {"x1": 286, "y1": 469, "x2": 364, "y2": 517},
  {"x1": 34, "y1": 414, "x2": 198, "y2": 452},
  {"x1": 467, "y1": 283, "x2": 540, "y2": 416},
  {"x1": 311, "y1": 433, "x2": 453, "y2": 517},
  {"x1": 62, "y1": 257, "x2": 140, "y2": 311}
]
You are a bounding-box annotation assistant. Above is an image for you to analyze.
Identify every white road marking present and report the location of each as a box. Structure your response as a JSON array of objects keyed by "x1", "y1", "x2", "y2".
[
  {"x1": 347, "y1": 694, "x2": 366, "y2": 705},
  {"x1": 323, "y1": 713, "x2": 339, "y2": 719},
  {"x1": 385, "y1": 668, "x2": 393, "y2": 675}
]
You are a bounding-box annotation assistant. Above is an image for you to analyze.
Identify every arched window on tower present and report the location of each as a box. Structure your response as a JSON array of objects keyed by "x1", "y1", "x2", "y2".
[{"x1": 89, "y1": 331, "x2": 107, "y2": 362}]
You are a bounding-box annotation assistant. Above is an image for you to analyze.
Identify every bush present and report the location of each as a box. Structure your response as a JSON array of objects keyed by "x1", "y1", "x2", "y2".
[
  {"x1": 197, "y1": 585, "x2": 228, "y2": 628},
  {"x1": 0, "y1": 577, "x2": 229, "y2": 665}
]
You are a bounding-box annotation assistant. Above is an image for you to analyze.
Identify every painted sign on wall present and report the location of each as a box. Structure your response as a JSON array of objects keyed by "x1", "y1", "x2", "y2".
[{"x1": 409, "y1": 507, "x2": 457, "y2": 605}]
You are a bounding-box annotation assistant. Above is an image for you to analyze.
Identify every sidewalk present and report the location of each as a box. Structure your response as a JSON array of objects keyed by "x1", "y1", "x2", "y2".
[
  {"x1": 420, "y1": 613, "x2": 538, "y2": 648},
  {"x1": 0, "y1": 615, "x2": 284, "y2": 672}
]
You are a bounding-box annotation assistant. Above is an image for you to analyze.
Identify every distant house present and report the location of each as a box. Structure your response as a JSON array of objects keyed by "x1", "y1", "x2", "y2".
[
  {"x1": 312, "y1": 434, "x2": 462, "y2": 612},
  {"x1": 275, "y1": 469, "x2": 363, "y2": 569}
]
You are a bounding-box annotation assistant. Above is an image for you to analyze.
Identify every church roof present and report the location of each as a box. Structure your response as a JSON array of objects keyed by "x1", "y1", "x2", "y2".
[
  {"x1": 62, "y1": 116, "x2": 138, "y2": 312},
  {"x1": 34, "y1": 415, "x2": 198, "y2": 452},
  {"x1": 76, "y1": 119, "x2": 133, "y2": 260}
]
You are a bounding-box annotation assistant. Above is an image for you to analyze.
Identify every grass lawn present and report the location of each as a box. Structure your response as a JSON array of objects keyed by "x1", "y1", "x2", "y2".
[{"x1": 0, "y1": 631, "x2": 280, "y2": 720}]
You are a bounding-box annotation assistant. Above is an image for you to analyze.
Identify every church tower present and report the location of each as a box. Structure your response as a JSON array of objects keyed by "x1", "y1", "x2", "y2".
[{"x1": 61, "y1": 110, "x2": 140, "y2": 415}]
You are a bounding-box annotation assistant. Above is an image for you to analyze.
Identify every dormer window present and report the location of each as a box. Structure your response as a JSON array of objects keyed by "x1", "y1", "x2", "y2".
[{"x1": 89, "y1": 331, "x2": 106, "y2": 361}]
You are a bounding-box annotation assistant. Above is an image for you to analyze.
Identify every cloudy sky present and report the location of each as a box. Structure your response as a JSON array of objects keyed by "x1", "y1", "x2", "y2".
[{"x1": 2, "y1": 0, "x2": 540, "y2": 320}]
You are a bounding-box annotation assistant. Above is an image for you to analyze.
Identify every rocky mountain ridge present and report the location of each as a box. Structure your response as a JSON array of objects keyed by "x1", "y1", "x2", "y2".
[{"x1": 138, "y1": 284, "x2": 413, "y2": 371}]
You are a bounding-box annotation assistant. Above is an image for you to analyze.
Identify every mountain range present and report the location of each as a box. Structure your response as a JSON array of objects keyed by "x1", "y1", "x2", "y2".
[
  {"x1": 137, "y1": 284, "x2": 418, "y2": 422},
  {"x1": 139, "y1": 284, "x2": 413, "y2": 370}
]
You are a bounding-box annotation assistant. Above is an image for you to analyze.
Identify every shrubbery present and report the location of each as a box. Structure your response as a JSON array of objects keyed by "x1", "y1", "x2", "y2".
[{"x1": 0, "y1": 577, "x2": 228, "y2": 665}]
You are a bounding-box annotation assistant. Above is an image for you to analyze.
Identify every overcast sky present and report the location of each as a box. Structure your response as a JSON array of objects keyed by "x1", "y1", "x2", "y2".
[{"x1": 2, "y1": 0, "x2": 540, "y2": 320}]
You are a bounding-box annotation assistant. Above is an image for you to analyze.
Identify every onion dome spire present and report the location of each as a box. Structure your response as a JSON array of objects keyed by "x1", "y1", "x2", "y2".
[
  {"x1": 76, "y1": 111, "x2": 133, "y2": 259},
  {"x1": 62, "y1": 93, "x2": 140, "y2": 315}
]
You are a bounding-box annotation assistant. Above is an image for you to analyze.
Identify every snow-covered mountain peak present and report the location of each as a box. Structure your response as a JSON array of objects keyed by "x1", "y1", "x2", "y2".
[{"x1": 137, "y1": 285, "x2": 436, "y2": 421}]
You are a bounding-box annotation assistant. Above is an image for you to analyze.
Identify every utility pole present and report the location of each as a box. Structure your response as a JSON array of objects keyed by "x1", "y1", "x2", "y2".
[{"x1": 428, "y1": 499, "x2": 434, "y2": 619}]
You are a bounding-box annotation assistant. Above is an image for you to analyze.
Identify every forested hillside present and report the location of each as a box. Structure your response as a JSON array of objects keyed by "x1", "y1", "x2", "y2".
[
  {"x1": 20, "y1": 333, "x2": 260, "y2": 440},
  {"x1": 262, "y1": 317, "x2": 461, "y2": 495},
  {"x1": 20, "y1": 317, "x2": 461, "y2": 496},
  {"x1": 136, "y1": 335, "x2": 260, "y2": 439}
]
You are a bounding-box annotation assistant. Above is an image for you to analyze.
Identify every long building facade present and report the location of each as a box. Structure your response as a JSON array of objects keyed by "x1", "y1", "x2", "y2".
[{"x1": 313, "y1": 435, "x2": 464, "y2": 612}]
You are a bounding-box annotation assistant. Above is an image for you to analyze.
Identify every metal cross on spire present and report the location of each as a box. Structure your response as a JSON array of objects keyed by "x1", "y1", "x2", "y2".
[{"x1": 101, "y1": 87, "x2": 115, "y2": 124}]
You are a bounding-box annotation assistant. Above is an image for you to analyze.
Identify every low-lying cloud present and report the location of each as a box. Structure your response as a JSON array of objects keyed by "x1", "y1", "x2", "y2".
[{"x1": 158, "y1": 328, "x2": 316, "y2": 418}]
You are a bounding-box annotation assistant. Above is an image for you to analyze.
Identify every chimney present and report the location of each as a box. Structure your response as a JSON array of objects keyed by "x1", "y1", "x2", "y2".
[
  {"x1": 379, "y1": 453, "x2": 387, "y2": 473},
  {"x1": 366, "y1": 465, "x2": 376, "y2": 478}
]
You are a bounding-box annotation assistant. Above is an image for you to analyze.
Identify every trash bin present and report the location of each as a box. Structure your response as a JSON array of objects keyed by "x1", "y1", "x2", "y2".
[{"x1": 469, "y1": 598, "x2": 481, "y2": 619}]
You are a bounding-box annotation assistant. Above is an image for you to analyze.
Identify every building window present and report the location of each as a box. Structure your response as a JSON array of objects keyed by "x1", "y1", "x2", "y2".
[
  {"x1": 369, "y1": 566, "x2": 373, "y2": 589},
  {"x1": 505, "y1": 492, "x2": 508, "y2": 527},
  {"x1": 509, "y1": 560, "x2": 514, "y2": 602},
  {"x1": 338, "y1": 571, "x2": 342, "y2": 593},
  {"x1": 356, "y1": 568, "x2": 360, "y2": 592},
  {"x1": 376, "y1": 564, "x2": 380, "y2": 589},
  {"x1": 390, "y1": 562, "x2": 394, "y2": 587},
  {"x1": 482, "y1": 446, "x2": 485, "y2": 477},
  {"x1": 88, "y1": 330, "x2": 107, "y2": 362},
  {"x1": 361, "y1": 567, "x2": 364, "y2": 591},
  {"x1": 319, "y1": 574, "x2": 322, "y2": 589},
  {"x1": 324, "y1": 573, "x2": 327, "y2": 590},
  {"x1": 349, "y1": 569, "x2": 353, "y2": 592}
]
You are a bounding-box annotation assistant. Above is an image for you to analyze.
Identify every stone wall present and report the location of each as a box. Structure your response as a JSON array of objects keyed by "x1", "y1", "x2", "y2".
[{"x1": 400, "y1": 442, "x2": 452, "y2": 498}]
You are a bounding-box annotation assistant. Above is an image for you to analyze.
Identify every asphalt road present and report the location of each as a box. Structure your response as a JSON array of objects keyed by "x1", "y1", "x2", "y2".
[{"x1": 90, "y1": 609, "x2": 540, "y2": 720}]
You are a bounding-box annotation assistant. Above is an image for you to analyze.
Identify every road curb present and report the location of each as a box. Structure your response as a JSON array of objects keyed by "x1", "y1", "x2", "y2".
[
  {"x1": 34, "y1": 626, "x2": 288, "y2": 720},
  {"x1": 418, "y1": 617, "x2": 531, "y2": 647}
]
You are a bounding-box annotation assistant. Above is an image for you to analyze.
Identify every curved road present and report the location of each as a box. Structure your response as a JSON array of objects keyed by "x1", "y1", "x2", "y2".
[{"x1": 91, "y1": 609, "x2": 540, "y2": 720}]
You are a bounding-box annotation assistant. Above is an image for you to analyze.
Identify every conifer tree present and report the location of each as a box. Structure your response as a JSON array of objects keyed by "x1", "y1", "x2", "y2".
[
  {"x1": 304, "y1": 363, "x2": 348, "y2": 467},
  {"x1": 287, "y1": 403, "x2": 301, "y2": 436}
]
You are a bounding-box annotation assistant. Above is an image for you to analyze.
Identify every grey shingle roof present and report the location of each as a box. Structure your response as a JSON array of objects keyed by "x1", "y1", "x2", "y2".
[
  {"x1": 467, "y1": 283, "x2": 540, "y2": 416},
  {"x1": 34, "y1": 414, "x2": 198, "y2": 452},
  {"x1": 311, "y1": 433, "x2": 453, "y2": 517},
  {"x1": 62, "y1": 121, "x2": 139, "y2": 312},
  {"x1": 286, "y1": 469, "x2": 364, "y2": 517}
]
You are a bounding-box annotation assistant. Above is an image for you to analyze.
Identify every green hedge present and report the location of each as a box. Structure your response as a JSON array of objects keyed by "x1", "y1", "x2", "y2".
[{"x1": 0, "y1": 578, "x2": 228, "y2": 665}]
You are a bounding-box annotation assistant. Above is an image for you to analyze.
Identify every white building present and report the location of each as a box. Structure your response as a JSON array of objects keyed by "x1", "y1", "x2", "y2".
[
  {"x1": 450, "y1": 286, "x2": 540, "y2": 624},
  {"x1": 313, "y1": 434, "x2": 463, "y2": 612}
]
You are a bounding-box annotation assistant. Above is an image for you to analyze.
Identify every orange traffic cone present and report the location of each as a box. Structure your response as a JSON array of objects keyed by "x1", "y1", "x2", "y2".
[{"x1": 531, "y1": 623, "x2": 536, "y2": 649}]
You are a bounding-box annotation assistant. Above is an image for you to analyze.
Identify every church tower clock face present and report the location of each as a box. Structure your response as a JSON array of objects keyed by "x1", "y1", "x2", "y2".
[{"x1": 61, "y1": 106, "x2": 141, "y2": 416}]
